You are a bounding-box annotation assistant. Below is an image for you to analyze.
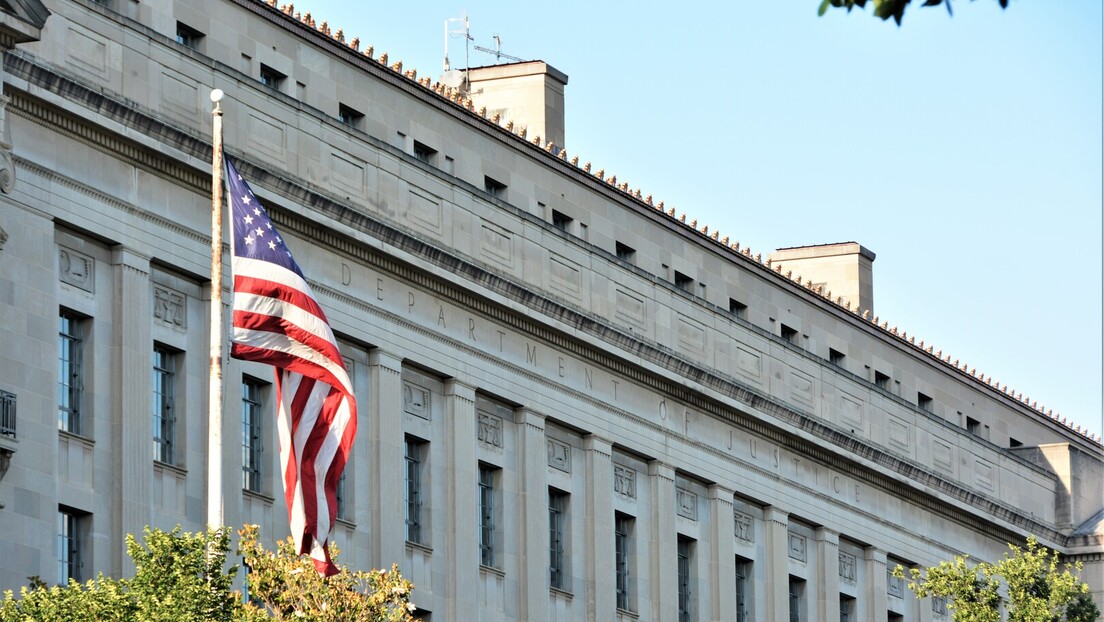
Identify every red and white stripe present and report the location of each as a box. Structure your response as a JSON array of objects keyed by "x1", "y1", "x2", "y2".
[{"x1": 231, "y1": 255, "x2": 356, "y2": 576}]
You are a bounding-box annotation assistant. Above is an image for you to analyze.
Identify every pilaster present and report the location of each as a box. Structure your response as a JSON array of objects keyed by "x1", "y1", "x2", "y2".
[
  {"x1": 816, "y1": 527, "x2": 841, "y2": 622},
  {"x1": 368, "y1": 349, "x2": 404, "y2": 569},
  {"x1": 649, "y1": 460, "x2": 677, "y2": 620},
  {"x1": 111, "y1": 247, "x2": 151, "y2": 575},
  {"x1": 516, "y1": 407, "x2": 548, "y2": 622},
  {"x1": 708, "y1": 484, "x2": 737, "y2": 622},
  {"x1": 764, "y1": 506, "x2": 791, "y2": 622},
  {"x1": 866, "y1": 547, "x2": 889, "y2": 621},
  {"x1": 583, "y1": 435, "x2": 614, "y2": 621},
  {"x1": 444, "y1": 379, "x2": 477, "y2": 622}
]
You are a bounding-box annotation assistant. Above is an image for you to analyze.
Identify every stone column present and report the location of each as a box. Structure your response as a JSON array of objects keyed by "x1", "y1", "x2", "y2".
[
  {"x1": 111, "y1": 247, "x2": 151, "y2": 575},
  {"x1": 583, "y1": 435, "x2": 614, "y2": 622},
  {"x1": 517, "y1": 408, "x2": 548, "y2": 622},
  {"x1": 866, "y1": 547, "x2": 888, "y2": 622},
  {"x1": 764, "y1": 506, "x2": 791, "y2": 622},
  {"x1": 444, "y1": 379, "x2": 477, "y2": 622},
  {"x1": 368, "y1": 349, "x2": 404, "y2": 569},
  {"x1": 649, "y1": 460, "x2": 677, "y2": 620},
  {"x1": 816, "y1": 527, "x2": 841, "y2": 622},
  {"x1": 708, "y1": 484, "x2": 737, "y2": 622}
]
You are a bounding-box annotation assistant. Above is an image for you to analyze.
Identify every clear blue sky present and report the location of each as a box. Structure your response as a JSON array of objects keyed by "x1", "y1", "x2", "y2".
[{"x1": 298, "y1": 0, "x2": 1103, "y2": 438}]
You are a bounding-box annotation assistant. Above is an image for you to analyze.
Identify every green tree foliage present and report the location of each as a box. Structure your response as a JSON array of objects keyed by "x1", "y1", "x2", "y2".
[
  {"x1": 0, "y1": 525, "x2": 417, "y2": 622},
  {"x1": 238, "y1": 524, "x2": 415, "y2": 622},
  {"x1": 896, "y1": 536, "x2": 1100, "y2": 622},
  {"x1": 817, "y1": 0, "x2": 1009, "y2": 25}
]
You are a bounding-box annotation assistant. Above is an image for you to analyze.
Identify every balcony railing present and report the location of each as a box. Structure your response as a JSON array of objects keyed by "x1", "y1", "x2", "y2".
[{"x1": 0, "y1": 390, "x2": 15, "y2": 437}]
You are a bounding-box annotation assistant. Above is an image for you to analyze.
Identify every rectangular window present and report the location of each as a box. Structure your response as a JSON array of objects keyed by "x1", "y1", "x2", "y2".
[
  {"x1": 152, "y1": 345, "x2": 178, "y2": 464},
  {"x1": 840, "y1": 594, "x2": 855, "y2": 622},
  {"x1": 484, "y1": 176, "x2": 506, "y2": 200},
  {"x1": 259, "y1": 64, "x2": 285, "y2": 90},
  {"x1": 729, "y1": 298, "x2": 748, "y2": 319},
  {"x1": 781, "y1": 323, "x2": 798, "y2": 344},
  {"x1": 874, "y1": 371, "x2": 890, "y2": 390},
  {"x1": 735, "y1": 557, "x2": 751, "y2": 622},
  {"x1": 57, "y1": 508, "x2": 85, "y2": 584},
  {"x1": 241, "y1": 379, "x2": 263, "y2": 492},
  {"x1": 674, "y1": 270, "x2": 694, "y2": 292},
  {"x1": 337, "y1": 104, "x2": 363, "y2": 128},
  {"x1": 829, "y1": 348, "x2": 845, "y2": 367},
  {"x1": 413, "y1": 141, "x2": 437, "y2": 164},
  {"x1": 966, "y1": 416, "x2": 981, "y2": 436},
  {"x1": 789, "y1": 576, "x2": 805, "y2": 622},
  {"x1": 405, "y1": 437, "x2": 426, "y2": 544},
  {"x1": 58, "y1": 311, "x2": 84, "y2": 435},
  {"x1": 918, "y1": 392, "x2": 933, "y2": 412},
  {"x1": 551, "y1": 209, "x2": 573, "y2": 232},
  {"x1": 549, "y1": 488, "x2": 568, "y2": 590},
  {"x1": 175, "y1": 22, "x2": 203, "y2": 50},
  {"x1": 1009, "y1": 437, "x2": 1023, "y2": 448},
  {"x1": 677, "y1": 536, "x2": 694, "y2": 622},
  {"x1": 615, "y1": 512, "x2": 633, "y2": 611},
  {"x1": 478, "y1": 464, "x2": 498, "y2": 567},
  {"x1": 615, "y1": 242, "x2": 636, "y2": 264},
  {"x1": 335, "y1": 467, "x2": 348, "y2": 520}
]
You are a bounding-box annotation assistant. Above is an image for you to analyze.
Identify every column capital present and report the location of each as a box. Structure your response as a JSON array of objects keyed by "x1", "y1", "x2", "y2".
[
  {"x1": 815, "y1": 526, "x2": 840, "y2": 545},
  {"x1": 707, "y1": 482, "x2": 735, "y2": 501},
  {"x1": 368, "y1": 348, "x2": 403, "y2": 373},
  {"x1": 647, "y1": 459, "x2": 675, "y2": 481},
  {"x1": 582, "y1": 434, "x2": 612, "y2": 455},
  {"x1": 764, "y1": 505, "x2": 789, "y2": 527},
  {"x1": 865, "y1": 546, "x2": 888, "y2": 564},
  {"x1": 516, "y1": 407, "x2": 546, "y2": 430},
  {"x1": 111, "y1": 246, "x2": 150, "y2": 272},
  {"x1": 444, "y1": 378, "x2": 476, "y2": 402}
]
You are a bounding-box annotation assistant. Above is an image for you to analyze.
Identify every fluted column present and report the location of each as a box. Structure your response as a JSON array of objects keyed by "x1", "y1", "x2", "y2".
[
  {"x1": 368, "y1": 349, "x2": 404, "y2": 569},
  {"x1": 764, "y1": 506, "x2": 790, "y2": 622},
  {"x1": 444, "y1": 379, "x2": 477, "y2": 622},
  {"x1": 517, "y1": 407, "x2": 548, "y2": 622},
  {"x1": 708, "y1": 484, "x2": 737, "y2": 622},
  {"x1": 583, "y1": 435, "x2": 614, "y2": 621},
  {"x1": 111, "y1": 247, "x2": 151, "y2": 575},
  {"x1": 649, "y1": 460, "x2": 677, "y2": 620},
  {"x1": 816, "y1": 527, "x2": 841, "y2": 622},
  {"x1": 866, "y1": 547, "x2": 888, "y2": 622}
]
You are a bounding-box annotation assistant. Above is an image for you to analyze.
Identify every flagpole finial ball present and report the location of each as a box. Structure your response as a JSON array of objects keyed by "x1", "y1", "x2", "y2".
[{"x1": 210, "y1": 89, "x2": 224, "y2": 103}]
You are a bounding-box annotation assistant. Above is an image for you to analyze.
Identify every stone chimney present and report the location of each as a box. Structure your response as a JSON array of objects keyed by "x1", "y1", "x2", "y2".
[
  {"x1": 768, "y1": 242, "x2": 876, "y2": 314},
  {"x1": 467, "y1": 61, "x2": 568, "y2": 149}
]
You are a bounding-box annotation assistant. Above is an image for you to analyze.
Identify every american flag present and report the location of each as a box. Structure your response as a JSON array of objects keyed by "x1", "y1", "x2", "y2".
[{"x1": 225, "y1": 156, "x2": 357, "y2": 576}]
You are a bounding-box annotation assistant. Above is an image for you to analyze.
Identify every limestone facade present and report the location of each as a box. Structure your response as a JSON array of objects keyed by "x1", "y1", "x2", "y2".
[{"x1": 0, "y1": 0, "x2": 1100, "y2": 619}]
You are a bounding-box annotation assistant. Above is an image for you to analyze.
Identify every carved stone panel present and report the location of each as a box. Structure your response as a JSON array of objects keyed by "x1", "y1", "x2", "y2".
[
  {"x1": 477, "y1": 411, "x2": 502, "y2": 448},
  {"x1": 59, "y1": 246, "x2": 94, "y2": 292},
  {"x1": 547, "y1": 438, "x2": 571, "y2": 473},
  {"x1": 675, "y1": 487, "x2": 697, "y2": 520},
  {"x1": 153, "y1": 285, "x2": 186, "y2": 329},
  {"x1": 613, "y1": 465, "x2": 636, "y2": 499},
  {"x1": 734, "y1": 511, "x2": 754, "y2": 542},
  {"x1": 932, "y1": 596, "x2": 949, "y2": 617},
  {"x1": 887, "y1": 569, "x2": 904, "y2": 598},
  {"x1": 839, "y1": 552, "x2": 857, "y2": 583},
  {"x1": 788, "y1": 533, "x2": 807, "y2": 562},
  {"x1": 403, "y1": 382, "x2": 430, "y2": 420}
]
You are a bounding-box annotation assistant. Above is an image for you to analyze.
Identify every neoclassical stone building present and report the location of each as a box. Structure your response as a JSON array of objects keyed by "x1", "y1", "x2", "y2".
[{"x1": 0, "y1": 0, "x2": 1100, "y2": 620}]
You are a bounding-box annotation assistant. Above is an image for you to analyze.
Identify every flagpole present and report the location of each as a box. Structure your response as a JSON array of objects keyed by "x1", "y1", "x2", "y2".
[{"x1": 208, "y1": 88, "x2": 225, "y2": 531}]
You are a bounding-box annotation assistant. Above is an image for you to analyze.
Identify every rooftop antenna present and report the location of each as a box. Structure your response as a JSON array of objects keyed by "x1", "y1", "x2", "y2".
[
  {"x1": 473, "y1": 34, "x2": 524, "y2": 64},
  {"x1": 441, "y1": 15, "x2": 471, "y2": 90}
]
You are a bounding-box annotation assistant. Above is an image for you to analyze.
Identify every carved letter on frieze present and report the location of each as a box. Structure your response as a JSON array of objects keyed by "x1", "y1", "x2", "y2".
[
  {"x1": 675, "y1": 487, "x2": 698, "y2": 520},
  {"x1": 734, "y1": 511, "x2": 754, "y2": 542},
  {"x1": 547, "y1": 439, "x2": 571, "y2": 472},
  {"x1": 153, "y1": 285, "x2": 186, "y2": 328},
  {"x1": 613, "y1": 465, "x2": 636, "y2": 499},
  {"x1": 477, "y1": 412, "x2": 502, "y2": 447},
  {"x1": 839, "y1": 552, "x2": 856, "y2": 583},
  {"x1": 788, "y1": 533, "x2": 807, "y2": 562},
  {"x1": 403, "y1": 382, "x2": 430, "y2": 420},
  {"x1": 58, "y1": 247, "x2": 94, "y2": 292}
]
